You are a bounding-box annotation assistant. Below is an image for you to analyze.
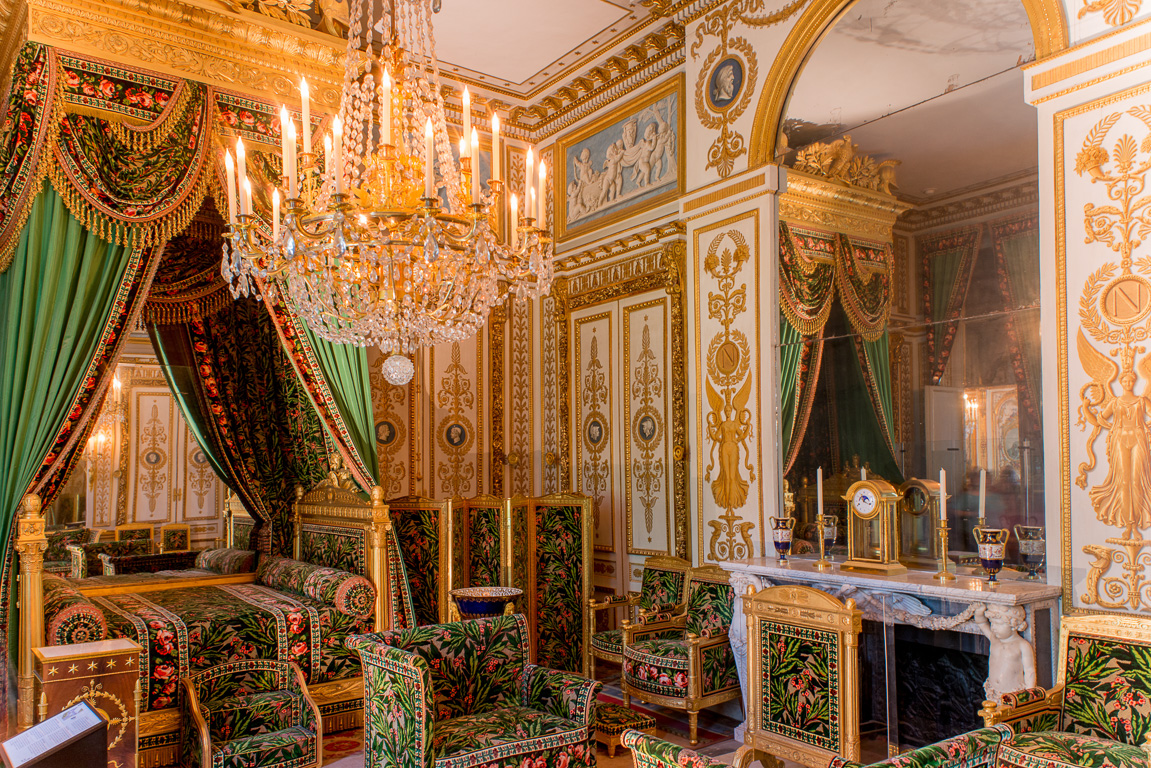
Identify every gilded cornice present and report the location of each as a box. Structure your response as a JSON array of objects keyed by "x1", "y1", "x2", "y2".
[
  {"x1": 779, "y1": 169, "x2": 907, "y2": 243},
  {"x1": 897, "y1": 172, "x2": 1039, "y2": 233},
  {"x1": 25, "y1": 0, "x2": 345, "y2": 108},
  {"x1": 555, "y1": 221, "x2": 686, "y2": 273}
]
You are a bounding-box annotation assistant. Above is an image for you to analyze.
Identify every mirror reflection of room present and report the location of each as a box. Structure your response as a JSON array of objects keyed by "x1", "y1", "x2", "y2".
[{"x1": 777, "y1": 0, "x2": 1043, "y2": 574}]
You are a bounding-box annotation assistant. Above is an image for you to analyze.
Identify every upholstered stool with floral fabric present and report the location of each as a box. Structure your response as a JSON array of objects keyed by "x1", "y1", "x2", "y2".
[
  {"x1": 595, "y1": 703, "x2": 656, "y2": 757},
  {"x1": 180, "y1": 659, "x2": 321, "y2": 768}
]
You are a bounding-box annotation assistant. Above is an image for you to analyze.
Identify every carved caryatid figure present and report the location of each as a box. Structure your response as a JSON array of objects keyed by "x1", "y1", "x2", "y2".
[{"x1": 1078, "y1": 332, "x2": 1151, "y2": 538}]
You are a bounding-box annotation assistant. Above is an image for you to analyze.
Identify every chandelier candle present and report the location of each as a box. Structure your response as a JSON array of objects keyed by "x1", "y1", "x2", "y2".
[
  {"x1": 462, "y1": 87, "x2": 471, "y2": 158},
  {"x1": 285, "y1": 121, "x2": 298, "y2": 199},
  {"x1": 510, "y1": 193, "x2": 518, "y2": 249},
  {"x1": 332, "y1": 116, "x2": 343, "y2": 195},
  {"x1": 380, "y1": 68, "x2": 392, "y2": 147},
  {"x1": 242, "y1": 178, "x2": 252, "y2": 218},
  {"x1": 526, "y1": 148, "x2": 534, "y2": 216},
  {"x1": 538, "y1": 162, "x2": 546, "y2": 224},
  {"x1": 224, "y1": 150, "x2": 237, "y2": 225},
  {"x1": 424, "y1": 117, "x2": 434, "y2": 198},
  {"x1": 300, "y1": 78, "x2": 311, "y2": 155},
  {"x1": 491, "y1": 114, "x2": 500, "y2": 182},
  {"x1": 471, "y1": 128, "x2": 480, "y2": 202},
  {"x1": 236, "y1": 138, "x2": 248, "y2": 214}
]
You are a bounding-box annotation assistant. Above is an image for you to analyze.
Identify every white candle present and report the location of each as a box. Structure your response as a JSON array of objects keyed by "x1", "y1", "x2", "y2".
[
  {"x1": 510, "y1": 192, "x2": 518, "y2": 249},
  {"x1": 224, "y1": 150, "x2": 237, "y2": 225},
  {"x1": 324, "y1": 134, "x2": 332, "y2": 188},
  {"x1": 817, "y1": 467, "x2": 824, "y2": 517},
  {"x1": 471, "y1": 128, "x2": 480, "y2": 203},
  {"x1": 939, "y1": 468, "x2": 947, "y2": 523},
  {"x1": 525, "y1": 148, "x2": 534, "y2": 217},
  {"x1": 285, "y1": 120, "x2": 298, "y2": 199},
  {"x1": 279, "y1": 105, "x2": 290, "y2": 184},
  {"x1": 242, "y1": 177, "x2": 252, "y2": 218},
  {"x1": 236, "y1": 138, "x2": 248, "y2": 214},
  {"x1": 300, "y1": 78, "x2": 311, "y2": 155},
  {"x1": 461, "y1": 87, "x2": 471, "y2": 157},
  {"x1": 861, "y1": 466, "x2": 866, "y2": 481},
  {"x1": 424, "y1": 118, "x2": 434, "y2": 199},
  {"x1": 272, "y1": 188, "x2": 280, "y2": 242},
  {"x1": 380, "y1": 66, "x2": 392, "y2": 147},
  {"x1": 332, "y1": 116, "x2": 343, "y2": 194},
  {"x1": 491, "y1": 113, "x2": 500, "y2": 183},
  {"x1": 537, "y1": 161, "x2": 546, "y2": 225},
  {"x1": 529, "y1": 187, "x2": 536, "y2": 227},
  {"x1": 978, "y1": 468, "x2": 987, "y2": 521}
]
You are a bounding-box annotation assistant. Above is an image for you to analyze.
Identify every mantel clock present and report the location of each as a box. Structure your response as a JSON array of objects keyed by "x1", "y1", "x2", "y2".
[
  {"x1": 898, "y1": 478, "x2": 946, "y2": 568},
  {"x1": 841, "y1": 478, "x2": 905, "y2": 574}
]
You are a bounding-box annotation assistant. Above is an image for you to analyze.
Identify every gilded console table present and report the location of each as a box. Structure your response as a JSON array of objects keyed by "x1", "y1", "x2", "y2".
[{"x1": 719, "y1": 557, "x2": 1062, "y2": 751}]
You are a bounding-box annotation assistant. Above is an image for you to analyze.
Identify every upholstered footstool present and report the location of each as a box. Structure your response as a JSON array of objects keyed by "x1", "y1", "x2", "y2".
[{"x1": 596, "y1": 703, "x2": 656, "y2": 757}]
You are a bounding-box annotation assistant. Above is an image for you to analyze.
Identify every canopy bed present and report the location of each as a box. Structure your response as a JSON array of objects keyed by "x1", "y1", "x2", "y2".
[{"x1": 23, "y1": 473, "x2": 411, "y2": 767}]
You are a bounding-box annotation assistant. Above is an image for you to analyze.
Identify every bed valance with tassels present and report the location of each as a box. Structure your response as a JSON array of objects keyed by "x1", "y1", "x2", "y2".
[{"x1": 0, "y1": 42, "x2": 321, "y2": 272}]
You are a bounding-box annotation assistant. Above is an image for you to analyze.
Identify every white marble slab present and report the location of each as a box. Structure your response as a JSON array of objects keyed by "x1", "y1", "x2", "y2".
[{"x1": 720, "y1": 556, "x2": 1062, "y2": 606}]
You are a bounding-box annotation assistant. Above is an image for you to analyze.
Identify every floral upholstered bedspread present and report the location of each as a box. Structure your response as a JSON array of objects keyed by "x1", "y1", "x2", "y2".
[{"x1": 91, "y1": 584, "x2": 370, "y2": 711}]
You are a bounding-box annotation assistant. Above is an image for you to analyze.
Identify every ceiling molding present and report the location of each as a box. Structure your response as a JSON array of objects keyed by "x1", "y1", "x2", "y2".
[
  {"x1": 896, "y1": 170, "x2": 1039, "y2": 232},
  {"x1": 556, "y1": 220, "x2": 686, "y2": 273}
]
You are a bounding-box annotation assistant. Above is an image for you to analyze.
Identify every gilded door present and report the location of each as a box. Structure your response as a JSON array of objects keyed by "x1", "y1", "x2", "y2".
[{"x1": 571, "y1": 289, "x2": 676, "y2": 600}]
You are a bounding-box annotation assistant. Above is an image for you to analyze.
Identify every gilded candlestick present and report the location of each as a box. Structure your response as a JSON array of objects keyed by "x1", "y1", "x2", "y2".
[{"x1": 933, "y1": 525, "x2": 955, "y2": 581}]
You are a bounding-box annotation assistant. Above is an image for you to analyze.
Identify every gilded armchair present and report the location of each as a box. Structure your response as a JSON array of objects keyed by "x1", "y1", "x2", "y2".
[
  {"x1": 978, "y1": 614, "x2": 1151, "y2": 768},
  {"x1": 733, "y1": 585, "x2": 862, "y2": 768},
  {"x1": 346, "y1": 613, "x2": 601, "y2": 768},
  {"x1": 587, "y1": 554, "x2": 690, "y2": 679},
  {"x1": 621, "y1": 564, "x2": 741, "y2": 746}
]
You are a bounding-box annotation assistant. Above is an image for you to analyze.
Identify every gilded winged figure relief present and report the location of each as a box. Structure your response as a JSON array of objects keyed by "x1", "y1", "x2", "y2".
[{"x1": 705, "y1": 373, "x2": 753, "y2": 510}]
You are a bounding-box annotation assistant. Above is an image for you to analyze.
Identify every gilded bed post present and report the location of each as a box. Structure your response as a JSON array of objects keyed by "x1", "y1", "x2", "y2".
[
  {"x1": 293, "y1": 484, "x2": 304, "y2": 562},
  {"x1": 366, "y1": 486, "x2": 393, "y2": 631},
  {"x1": 500, "y1": 498, "x2": 512, "y2": 587},
  {"x1": 16, "y1": 494, "x2": 47, "y2": 731}
]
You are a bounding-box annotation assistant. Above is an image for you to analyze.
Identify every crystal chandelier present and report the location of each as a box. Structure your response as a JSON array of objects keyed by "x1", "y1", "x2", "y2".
[{"x1": 220, "y1": 0, "x2": 553, "y2": 385}]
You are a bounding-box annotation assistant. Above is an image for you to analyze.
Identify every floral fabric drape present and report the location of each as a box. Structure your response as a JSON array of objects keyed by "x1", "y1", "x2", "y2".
[
  {"x1": 920, "y1": 226, "x2": 981, "y2": 385},
  {"x1": 146, "y1": 234, "x2": 330, "y2": 556}
]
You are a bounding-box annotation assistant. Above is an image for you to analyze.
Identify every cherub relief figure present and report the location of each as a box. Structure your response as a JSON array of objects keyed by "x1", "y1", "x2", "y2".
[
  {"x1": 1077, "y1": 330, "x2": 1151, "y2": 538},
  {"x1": 974, "y1": 604, "x2": 1036, "y2": 703}
]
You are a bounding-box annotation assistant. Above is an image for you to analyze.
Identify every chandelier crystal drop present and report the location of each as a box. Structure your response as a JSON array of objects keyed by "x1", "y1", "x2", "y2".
[{"x1": 220, "y1": 0, "x2": 554, "y2": 385}]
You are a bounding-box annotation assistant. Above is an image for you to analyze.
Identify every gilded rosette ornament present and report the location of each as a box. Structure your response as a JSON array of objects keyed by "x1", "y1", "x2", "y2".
[
  {"x1": 704, "y1": 230, "x2": 756, "y2": 561},
  {"x1": 1074, "y1": 105, "x2": 1151, "y2": 612}
]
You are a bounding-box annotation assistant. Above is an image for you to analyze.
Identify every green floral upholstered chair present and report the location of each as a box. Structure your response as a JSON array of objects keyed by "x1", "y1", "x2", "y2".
[
  {"x1": 826, "y1": 726, "x2": 1016, "y2": 768},
  {"x1": 44, "y1": 526, "x2": 94, "y2": 574},
  {"x1": 159, "y1": 522, "x2": 191, "y2": 552},
  {"x1": 346, "y1": 613, "x2": 601, "y2": 768},
  {"x1": 180, "y1": 659, "x2": 322, "y2": 768},
  {"x1": 621, "y1": 564, "x2": 741, "y2": 746},
  {"x1": 978, "y1": 614, "x2": 1151, "y2": 768},
  {"x1": 587, "y1": 554, "x2": 690, "y2": 679},
  {"x1": 733, "y1": 585, "x2": 863, "y2": 768},
  {"x1": 621, "y1": 729, "x2": 725, "y2": 768}
]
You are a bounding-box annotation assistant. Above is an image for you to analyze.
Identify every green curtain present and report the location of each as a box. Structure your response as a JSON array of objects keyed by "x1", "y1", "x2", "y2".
[
  {"x1": 0, "y1": 184, "x2": 141, "y2": 724},
  {"x1": 779, "y1": 315, "x2": 824, "y2": 474},
  {"x1": 922, "y1": 227, "x2": 981, "y2": 384},
  {"x1": 994, "y1": 219, "x2": 1042, "y2": 431},
  {"x1": 828, "y1": 307, "x2": 903, "y2": 482},
  {"x1": 302, "y1": 327, "x2": 379, "y2": 484}
]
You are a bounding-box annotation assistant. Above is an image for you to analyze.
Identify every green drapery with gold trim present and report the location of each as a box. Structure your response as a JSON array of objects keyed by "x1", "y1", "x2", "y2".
[{"x1": 0, "y1": 182, "x2": 157, "y2": 730}]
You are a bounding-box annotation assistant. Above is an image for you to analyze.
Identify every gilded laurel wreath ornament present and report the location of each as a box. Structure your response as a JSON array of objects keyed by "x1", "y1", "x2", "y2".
[
  {"x1": 703, "y1": 230, "x2": 756, "y2": 561},
  {"x1": 1074, "y1": 106, "x2": 1151, "y2": 612},
  {"x1": 688, "y1": 0, "x2": 803, "y2": 178}
]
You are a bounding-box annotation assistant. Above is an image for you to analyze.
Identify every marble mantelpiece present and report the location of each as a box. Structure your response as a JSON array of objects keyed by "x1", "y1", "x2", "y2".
[{"x1": 719, "y1": 557, "x2": 1062, "y2": 746}]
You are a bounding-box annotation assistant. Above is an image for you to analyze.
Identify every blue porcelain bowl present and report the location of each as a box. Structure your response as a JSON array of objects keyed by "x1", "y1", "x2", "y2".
[{"x1": 450, "y1": 586, "x2": 523, "y2": 619}]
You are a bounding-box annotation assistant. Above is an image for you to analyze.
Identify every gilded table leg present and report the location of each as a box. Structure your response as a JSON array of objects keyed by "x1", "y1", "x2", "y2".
[{"x1": 689, "y1": 710, "x2": 698, "y2": 746}]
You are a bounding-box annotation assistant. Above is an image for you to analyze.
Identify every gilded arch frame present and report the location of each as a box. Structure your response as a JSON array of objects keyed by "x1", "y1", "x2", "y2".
[{"x1": 746, "y1": 0, "x2": 1069, "y2": 167}]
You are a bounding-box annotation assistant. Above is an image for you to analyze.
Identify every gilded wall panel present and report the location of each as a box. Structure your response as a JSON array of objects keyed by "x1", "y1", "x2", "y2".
[
  {"x1": 573, "y1": 309, "x2": 618, "y2": 553},
  {"x1": 693, "y1": 210, "x2": 762, "y2": 564},
  {"x1": 541, "y1": 293, "x2": 560, "y2": 494},
  {"x1": 128, "y1": 387, "x2": 176, "y2": 524},
  {"x1": 509, "y1": 298, "x2": 535, "y2": 496},
  {"x1": 622, "y1": 296, "x2": 673, "y2": 556},
  {"x1": 1057, "y1": 83, "x2": 1151, "y2": 614},
  {"x1": 368, "y1": 347, "x2": 410, "y2": 499},
  {"x1": 430, "y1": 338, "x2": 485, "y2": 499}
]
